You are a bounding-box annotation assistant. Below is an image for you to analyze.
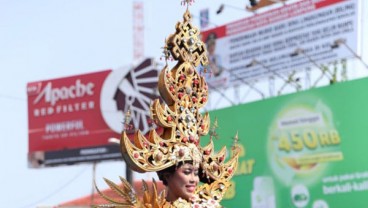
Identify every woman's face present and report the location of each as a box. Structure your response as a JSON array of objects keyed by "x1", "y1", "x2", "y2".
[{"x1": 165, "y1": 163, "x2": 199, "y2": 202}]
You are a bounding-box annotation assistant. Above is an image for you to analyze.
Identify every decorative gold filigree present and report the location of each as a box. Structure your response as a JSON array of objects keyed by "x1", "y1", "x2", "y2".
[
  {"x1": 166, "y1": 10, "x2": 208, "y2": 67},
  {"x1": 120, "y1": 8, "x2": 215, "y2": 175},
  {"x1": 98, "y1": 3, "x2": 240, "y2": 208}
]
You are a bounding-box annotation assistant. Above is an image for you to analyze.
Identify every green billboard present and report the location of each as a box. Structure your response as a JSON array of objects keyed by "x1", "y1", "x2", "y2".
[{"x1": 204, "y1": 77, "x2": 368, "y2": 208}]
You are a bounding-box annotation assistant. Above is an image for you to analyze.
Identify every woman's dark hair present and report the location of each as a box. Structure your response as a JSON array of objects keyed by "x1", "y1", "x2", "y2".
[
  {"x1": 157, "y1": 161, "x2": 214, "y2": 185},
  {"x1": 157, "y1": 161, "x2": 194, "y2": 186},
  {"x1": 157, "y1": 164, "x2": 178, "y2": 185}
]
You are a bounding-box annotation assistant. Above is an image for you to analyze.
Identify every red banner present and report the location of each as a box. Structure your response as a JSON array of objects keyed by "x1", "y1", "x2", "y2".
[
  {"x1": 27, "y1": 70, "x2": 117, "y2": 152},
  {"x1": 27, "y1": 58, "x2": 159, "y2": 168}
]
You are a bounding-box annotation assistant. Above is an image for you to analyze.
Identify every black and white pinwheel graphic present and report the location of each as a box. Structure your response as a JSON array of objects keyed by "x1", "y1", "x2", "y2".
[{"x1": 101, "y1": 58, "x2": 160, "y2": 134}]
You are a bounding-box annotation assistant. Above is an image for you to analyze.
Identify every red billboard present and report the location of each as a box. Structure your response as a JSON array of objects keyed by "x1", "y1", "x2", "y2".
[{"x1": 27, "y1": 58, "x2": 159, "y2": 168}]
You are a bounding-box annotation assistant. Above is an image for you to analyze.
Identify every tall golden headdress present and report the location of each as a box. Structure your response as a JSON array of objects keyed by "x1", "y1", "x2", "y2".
[{"x1": 97, "y1": 1, "x2": 240, "y2": 207}]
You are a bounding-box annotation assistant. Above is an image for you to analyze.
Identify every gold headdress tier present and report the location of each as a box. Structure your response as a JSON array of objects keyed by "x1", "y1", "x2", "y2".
[
  {"x1": 121, "y1": 8, "x2": 238, "y2": 181},
  {"x1": 120, "y1": 7, "x2": 239, "y2": 199},
  {"x1": 98, "y1": 3, "x2": 240, "y2": 208}
]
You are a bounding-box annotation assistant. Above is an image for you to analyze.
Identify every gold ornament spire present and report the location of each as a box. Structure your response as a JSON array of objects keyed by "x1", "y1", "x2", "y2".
[
  {"x1": 121, "y1": 7, "x2": 212, "y2": 174},
  {"x1": 98, "y1": 2, "x2": 240, "y2": 207}
]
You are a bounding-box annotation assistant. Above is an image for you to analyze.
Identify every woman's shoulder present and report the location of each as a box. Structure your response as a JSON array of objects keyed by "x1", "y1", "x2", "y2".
[{"x1": 163, "y1": 195, "x2": 222, "y2": 208}]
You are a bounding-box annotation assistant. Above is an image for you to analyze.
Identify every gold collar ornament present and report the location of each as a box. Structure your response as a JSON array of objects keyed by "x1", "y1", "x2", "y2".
[{"x1": 97, "y1": 1, "x2": 240, "y2": 207}]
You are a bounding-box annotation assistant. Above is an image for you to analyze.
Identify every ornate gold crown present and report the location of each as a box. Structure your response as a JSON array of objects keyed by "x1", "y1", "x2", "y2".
[{"x1": 97, "y1": 2, "x2": 240, "y2": 207}]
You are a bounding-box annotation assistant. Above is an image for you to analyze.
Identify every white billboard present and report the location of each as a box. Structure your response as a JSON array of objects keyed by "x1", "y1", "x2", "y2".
[{"x1": 201, "y1": 0, "x2": 359, "y2": 87}]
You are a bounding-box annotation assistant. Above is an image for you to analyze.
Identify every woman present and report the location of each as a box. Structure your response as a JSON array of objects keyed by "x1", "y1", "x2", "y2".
[
  {"x1": 206, "y1": 32, "x2": 224, "y2": 77},
  {"x1": 158, "y1": 162, "x2": 199, "y2": 202},
  {"x1": 97, "y1": 3, "x2": 239, "y2": 208},
  {"x1": 158, "y1": 162, "x2": 224, "y2": 208}
]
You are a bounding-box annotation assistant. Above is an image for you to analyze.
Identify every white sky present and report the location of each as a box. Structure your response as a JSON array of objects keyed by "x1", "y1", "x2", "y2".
[{"x1": 0, "y1": 0, "x2": 248, "y2": 207}]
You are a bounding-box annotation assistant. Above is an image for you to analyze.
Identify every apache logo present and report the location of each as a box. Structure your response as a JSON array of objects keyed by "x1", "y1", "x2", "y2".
[{"x1": 33, "y1": 79, "x2": 95, "y2": 106}]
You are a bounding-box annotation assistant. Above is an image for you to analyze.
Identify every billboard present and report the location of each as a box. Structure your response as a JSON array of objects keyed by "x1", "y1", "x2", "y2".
[
  {"x1": 27, "y1": 58, "x2": 159, "y2": 168},
  {"x1": 204, "y1": 77, "x2": 368, "y2": 207},
  {"x1": 201, "y1": 0, "x2": 359, "y2": 88}
]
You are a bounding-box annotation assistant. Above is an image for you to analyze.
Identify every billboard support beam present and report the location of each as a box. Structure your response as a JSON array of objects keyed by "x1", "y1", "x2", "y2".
[{"x1": 331, "y1": 38, "x2": 368, "y2": 70}]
